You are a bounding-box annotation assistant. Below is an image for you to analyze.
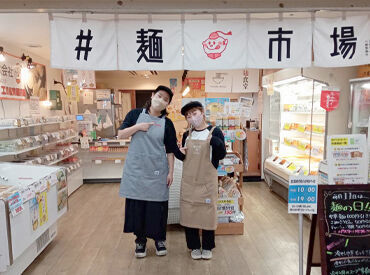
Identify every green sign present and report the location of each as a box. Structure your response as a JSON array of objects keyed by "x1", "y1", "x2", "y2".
[{"x1": 49, "y1": 90, "x2": 62, "y2": 110}]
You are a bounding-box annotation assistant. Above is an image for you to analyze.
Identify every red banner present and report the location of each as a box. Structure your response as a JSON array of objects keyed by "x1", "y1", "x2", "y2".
[{"x1": 320, "y1": 88, "x2": 340, "y2": 112}]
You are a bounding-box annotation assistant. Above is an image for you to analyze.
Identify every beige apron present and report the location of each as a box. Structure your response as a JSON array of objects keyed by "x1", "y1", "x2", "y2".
[{"x1": 180, "y1": 127, "x2": 218, "y2": 230}]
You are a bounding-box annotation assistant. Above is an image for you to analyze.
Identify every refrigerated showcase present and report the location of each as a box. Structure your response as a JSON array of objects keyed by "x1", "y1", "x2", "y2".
[
  {"x1": 349, "y1": 77, "x2": 370, "y2": 135},
  {"x1": 264, "y1": 76, "x2": 327, "y2": 199}
]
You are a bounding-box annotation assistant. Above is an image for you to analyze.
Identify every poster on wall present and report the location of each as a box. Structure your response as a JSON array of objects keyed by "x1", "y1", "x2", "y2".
[
  {"x1": 67, "y1": 85, "x2": 80, "y2": 102},
  {"x1": 63, "y1": 69, "x2": 96, "y2": 89},
  {"x1": 49, "y1": 90, "x2": 62, "y2": 110},
  {"x1": 231, "y1": 69, "x2": 260, "y2": 93},
  {"x1": 205, "y1": 98, "x2": 230, "y2": 118},
  {"x1": 327, "y1": 134, "x2": 369, "y2": 185},
  {"x1": 82, "y1": 90, "x2": 94, "y2": 105},
  {"x1": 29, "y1": 96, "x2": 41, "y2": 115},
  {"x1": 205, "y1": 71, "x2": 232, "y2": 93},
  {"x1": 78, "y1": 70, "x2": 96, "y2": 89},
  {"x1": 0, "y1": 53, "x2": 47, "y2": 100}
]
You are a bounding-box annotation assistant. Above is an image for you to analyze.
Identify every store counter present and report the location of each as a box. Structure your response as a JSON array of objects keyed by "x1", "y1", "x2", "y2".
[{"x1": 81, "y1": 139, "x2": 129, "y2": 183}]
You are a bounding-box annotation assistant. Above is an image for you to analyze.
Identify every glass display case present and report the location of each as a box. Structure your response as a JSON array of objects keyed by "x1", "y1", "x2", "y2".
[
  {"x1": 349, "y1": 77, "x2": 370, "y2": 135},
  {"x1": 265, "y1": 76, "x2": 327, "y2": 182}
]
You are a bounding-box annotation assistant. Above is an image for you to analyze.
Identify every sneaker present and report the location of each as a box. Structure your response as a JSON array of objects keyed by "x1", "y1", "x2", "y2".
[
  {"x1": 155, "y1": 241, "x2": 167, "y2": 256},
  {"x1": 191, "y1": 249, "x2": 202, "y2": 260},
  {"x1": 135, "y1": 243, "x2": 147, "y2": 258},
  {"x1": 201, "y1": 250, "x2": 212, "y2": 260}
]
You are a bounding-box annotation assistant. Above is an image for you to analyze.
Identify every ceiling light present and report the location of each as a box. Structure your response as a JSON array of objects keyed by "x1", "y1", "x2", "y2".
[
  {"x1": 182, "y1": 86, "x2": 190, "y2": 96},
  {"x1": 42, "y1": 101, "x2": 52, "y2": 107},
  {"x1": 361, "y1": 83, "x2": 370, "y2": 89},
  {"x1": 0, "y1": 47, "x2": 5, "y2": 62}
]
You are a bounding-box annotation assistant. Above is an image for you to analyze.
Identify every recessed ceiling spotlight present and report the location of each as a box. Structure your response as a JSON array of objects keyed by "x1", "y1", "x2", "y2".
[{"x1": 26, "y1": 44, "x2": 42, "y2": 48}]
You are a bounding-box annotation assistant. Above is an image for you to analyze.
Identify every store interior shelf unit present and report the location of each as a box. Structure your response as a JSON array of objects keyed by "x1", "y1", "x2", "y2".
[{"x1": 0, "y1": 116, "x2": 82, "y2": 197}]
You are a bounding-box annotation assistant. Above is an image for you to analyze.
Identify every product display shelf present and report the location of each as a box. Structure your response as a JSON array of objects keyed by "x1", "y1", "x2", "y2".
[
  {"x1": 48, "y1": 151, "x2": 79, "y2": 166},
  {"x1": 0, "y1": 163, "x2": 67, "y2": 275},
  {"x1": 0, "y1": 120, "x2": 75, "y2": 131},
  {"x1": 215, "y1": 151, "x2": 244, "y2": 235},
  {"x1": 0, "y1": 135, "x2": 78, "y2": 157}
]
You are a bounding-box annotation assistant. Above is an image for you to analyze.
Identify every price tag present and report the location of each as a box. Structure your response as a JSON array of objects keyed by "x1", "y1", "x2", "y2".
[
  {"x1": 120, "y1": 141, "x2": 125, "y2": 146},
  {"x1": 115, "y1": 159, "x2": 122, "y2": 164},
  {"x1": 288, "y1": 176, "x2": 318, "y2": 214},
  {"x1": 102, "y1": 142, "x2": 108, "y2": 146},
  {"x1": 46, "y1": 155, "x2": 51, "y2": 161},
  {"x1": 34, "y1": 136, "x2": 41, "y2": 142},
  {"x1": 95, "y1": 160, "x2": 102, "y2": 164}
]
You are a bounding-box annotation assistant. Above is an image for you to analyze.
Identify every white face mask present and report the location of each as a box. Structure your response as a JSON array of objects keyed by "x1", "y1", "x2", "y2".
[
  {"x1": 188, "y1": 113, "x2": 204, "y2": 128},
  {"x1": 151, "y1": 96, "x2": 168, "y2": 112}
]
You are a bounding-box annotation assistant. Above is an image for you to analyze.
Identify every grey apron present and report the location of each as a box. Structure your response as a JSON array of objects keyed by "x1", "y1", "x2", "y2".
[{"x1": 119, "y1": 109, "x2": 169, "y2": 201}]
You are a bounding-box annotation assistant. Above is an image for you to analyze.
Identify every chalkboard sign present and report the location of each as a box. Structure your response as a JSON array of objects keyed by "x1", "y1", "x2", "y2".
[{"x1": 318, "y1": 184, "x2": 370, "y2": 275}]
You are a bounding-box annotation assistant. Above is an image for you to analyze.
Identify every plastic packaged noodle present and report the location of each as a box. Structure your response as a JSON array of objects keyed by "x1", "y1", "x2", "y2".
[{"x1": 230, "y1": 211, "x2": 245, "y2": 223}]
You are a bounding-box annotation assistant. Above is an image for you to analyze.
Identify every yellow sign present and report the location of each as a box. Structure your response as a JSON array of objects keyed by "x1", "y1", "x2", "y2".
[
  {"x1": 38, "y1": 192, "x2": 48, "y2": 226},
  {"x1": 331, "y1": 138, "x2": 348, "y2": 146}
]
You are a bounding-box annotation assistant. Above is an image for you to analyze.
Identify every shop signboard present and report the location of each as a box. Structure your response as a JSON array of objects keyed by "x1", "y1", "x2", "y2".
[
  {"x1": 327, "y1": 134, "x2": 368, "y2": 185},
  {"x1": 205, "y1": 71, "x2": 233, "y2": 93},
  {"x1": 247, "y1": 18, "x2": 312, "y2": 68},
  {"x1": 118, "y1": 20, "x2": 183, "y2": 70},
  {"x1": 317, "y1": 184, "x2": 370, "y2": 275},
  {"x1": 320, "y1": 87, "x2": 340, "y2": 112},
  {"x1": 184, "y1": 20, "x2": 247, "y2": 70},
  {"x1": 231, "y1": 69, "x2": 259, "y2": 93},
  {"x1": 288, "y1": 176, "x2": 318, "y2": 214},
  {"x1": 314, "y1": 15, "x2": 370, "y2": 67},
  {"x1": 50, "y1": 17, "x2": 118, "y2": 70},
  {"x1": 50, "y1": 16, "x2": 370, "y2": 70},
  {"x1": 0, "y1": 54, "x2": 47, "y2": 101}
]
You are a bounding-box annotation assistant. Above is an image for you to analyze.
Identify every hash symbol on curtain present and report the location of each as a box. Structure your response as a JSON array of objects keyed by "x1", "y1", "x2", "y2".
[
  {"x1": 75, "y1": 29, "x2": 93, "y2": 61},
  {"x1": 136, "y1": 29, "x2": 164, "y2": 63},
  {"x1": 330, "y1": 26, "x2": 357, "y2": 59},
  {"x1": 268, "y1": 28, "x2": 293, "y2": 62}
]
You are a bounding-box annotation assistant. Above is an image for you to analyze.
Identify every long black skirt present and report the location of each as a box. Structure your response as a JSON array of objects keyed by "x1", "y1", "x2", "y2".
[{"x1": 123, "y1": 198, "x2": 168, "y2": 241}]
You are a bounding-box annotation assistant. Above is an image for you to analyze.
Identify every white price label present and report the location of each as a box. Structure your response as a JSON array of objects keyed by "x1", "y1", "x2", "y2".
[
  {"x1": 115, "y1": 159, "x2": 122, "y2": 164},
  {"x1": 102, "y1": 142, "x2": 108, "y2": 146},
  {"x1": 120, "y1": 141, "x2": 125, "y2": 146},
  {"x1": 95, "y1": 160, "x2": 102, "y2": 164}
]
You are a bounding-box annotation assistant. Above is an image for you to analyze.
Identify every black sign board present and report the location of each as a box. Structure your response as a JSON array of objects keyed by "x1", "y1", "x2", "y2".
[{"x1": 318, "y1": 184, "x2": 370, "y2": 275}]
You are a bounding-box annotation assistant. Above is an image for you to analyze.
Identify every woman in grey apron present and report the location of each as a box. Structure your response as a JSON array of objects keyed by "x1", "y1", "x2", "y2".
[
  {"x1": 179, "y1": 101, "x2": 226, "y2": 260},
  {"x1": 118, "y1": 85, "x2": 183, "y2": 258}
]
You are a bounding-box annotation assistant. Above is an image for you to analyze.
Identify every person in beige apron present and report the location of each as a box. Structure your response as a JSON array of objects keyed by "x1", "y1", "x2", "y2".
[{"x1": 178, "y1": 101, "x2": 226, "y2": 260}]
